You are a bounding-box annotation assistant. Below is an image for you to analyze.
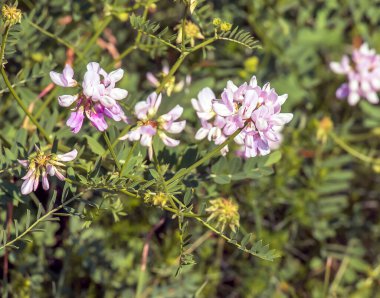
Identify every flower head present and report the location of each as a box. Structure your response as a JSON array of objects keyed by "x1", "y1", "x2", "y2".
[
  {"x1": 18, "y1": 147, "x2": 77, "y2": 195},
  {"x1": 330, "y1": 43, "x2": 380, "y2": 105},
  {"x1": 2, "y1": 4, "x2": 22, "y2": 26},
  {"x1": 206, "y1": 198, "x2": 240, "y2": 233},
  {"x1": 120, "y1": 92, "x2": 186, "y2": 159},
  {"x1": 50, "y1": 62, "x2": 129, "y2": 133},
  {"x1": 193, "y1": 76, "x2": 293, "y2": 158},
  {"x1": 176, "y1": 21, "x2": 204, "y2": 47}
]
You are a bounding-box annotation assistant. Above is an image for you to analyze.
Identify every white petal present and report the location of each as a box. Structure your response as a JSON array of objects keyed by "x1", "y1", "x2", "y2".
[
  {"x1": 348, "y1": 92, "x2": 360, "y2": 105},
  {"x1": 159, "y1": 132, "x2": 180, "y2": 147},
  {"x1": 57, "y1": 149, "x2": 78, "y2": 162},
  {"x1": 108, "y1": 69, "x2": 124, "y2": 83},
  {"x1": 58, "y1": 94, "x2": 77, "y2": 107},
  {"x1": 195, "y1": 127, "x2": 209, "y2": 140},
  {"x1": 366, "y1": 92, "x2": 379, "y2": 104},
  {"x1": 165, "y1": 120, "x2": 186, "y2": 134},
  {"x1": 49, "y1": 71, "x2": 66, "y2": 87},
  {"x1": 140, "y1": 134, "x2": 153, "y2": 147},
  {"x1": 213, "y1": 103, "x2": 233, "y2": 116},
  {"x1": 110, "y1": 88, "x2": 128, "y2": 100},
  {"x1": 21, "y1": 177, "x2": 35, "y2": 195}
]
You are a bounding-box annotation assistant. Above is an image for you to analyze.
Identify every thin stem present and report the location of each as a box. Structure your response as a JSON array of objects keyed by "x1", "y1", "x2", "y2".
[
  {"x1": 155, "y1": 52, "x2": 189, "y2": 94},
  {"x1": 81, "y1": 16, "x2": 113, "y2": 57},
  {"x1": 1, "y1": 25, "x2": 52, "y2": 143},
  {"x1": 330, "y1": 132, "x2": 380, "y2": 165},
  {"x1": 28, "y1": 20, "x2": 79, "y2": 55},
  {"x1": 0, "y1": 26, "x2": 10, "y2": 63},
  {"x1": 1, "y1": 67, "x2": 52, "y2": 143},
  {"x1": 0, "y1": 191, "x2": 87, "y2": 251},
  {"x1": 166, "y1": 126, "x2": 244, "y2": 185},
  {"x1": 103, "y1": 132, "x2": 121, "y2": 171},
  {"x1": 189, "y1": 36, "x2": 217, "y2": 53}
]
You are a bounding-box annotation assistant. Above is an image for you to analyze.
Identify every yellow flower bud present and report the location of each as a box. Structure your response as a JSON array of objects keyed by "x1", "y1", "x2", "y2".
[
  {"x1": 213, "y1": 18, "x2": 222, "y2": 26},
  {"x1": 220, "y1": 22, "x2": 232, "y2": 32}
]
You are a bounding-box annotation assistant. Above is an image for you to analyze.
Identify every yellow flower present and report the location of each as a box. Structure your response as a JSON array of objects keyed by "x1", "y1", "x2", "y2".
[
  {"x1": 206, "y1": 198, "x2": 240, "y2": 233},
  {"x1": 144, "y1": 191, "x2": 169, "y2": 208},
  {"x1": 2, "y1": 4, "x2": 22, "y2": 26},
  {"x1": 213, "y1": 18, "x2": 222, "y2": 26},
  {"x1": 176, "y1": 21, "x2": 204, "y2": 47},
  {"x1": 220, "y1": 22, "x2": 232, "y2": 32}
]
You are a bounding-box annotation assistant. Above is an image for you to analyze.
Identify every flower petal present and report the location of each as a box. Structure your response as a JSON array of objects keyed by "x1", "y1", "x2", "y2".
[
  {"x1": 58, "y1": 94, "x2": 78, "y2": 107},
  {"x1": 57, "y1": 149, "x2": 78, "y2": 162}
]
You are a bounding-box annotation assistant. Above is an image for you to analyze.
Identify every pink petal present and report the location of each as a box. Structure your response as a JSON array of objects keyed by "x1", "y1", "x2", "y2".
[
  {"x1": 159, "y1": 132, "x2": 180, "y2": 147},
  {"x1": 213, "y1": 103, "x2": 233, "y2": 117},
  {"x1": 21, "y1": 177, "x2": 35, "y2": 195}
]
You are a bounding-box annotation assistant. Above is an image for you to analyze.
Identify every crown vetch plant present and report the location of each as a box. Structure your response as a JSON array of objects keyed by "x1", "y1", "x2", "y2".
[{"x1": 0, "y1": 1, "x2": 299, "y2": 294}]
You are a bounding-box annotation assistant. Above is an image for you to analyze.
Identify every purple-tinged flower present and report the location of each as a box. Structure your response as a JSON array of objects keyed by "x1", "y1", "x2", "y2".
[
  {"x1": 119, "y1": 93, "x2": 186, "y2": 159},
  {"x1": 50, "y1": 62, "x2": 129, "y2": 133},
  {"x1": 18, "y1": 147, "x2": 77, "y2": 195},
  {"x1": 191, "y1": 87, "x2": 216, "y2": 120},
  {"x1": 193, "y1": 76, "x2": 293, "y2": 159},
  {"x1": 49, "y1": 64, "x2": 77, "y2": 87},
  {"x1": 330, "y1": 43, "x2": 380, "y2": 105}
]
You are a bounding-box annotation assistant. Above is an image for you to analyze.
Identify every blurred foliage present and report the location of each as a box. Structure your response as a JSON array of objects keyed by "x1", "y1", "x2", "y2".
[{"x1": 1, "y1": 0, "x2": 380, "y2": 297}]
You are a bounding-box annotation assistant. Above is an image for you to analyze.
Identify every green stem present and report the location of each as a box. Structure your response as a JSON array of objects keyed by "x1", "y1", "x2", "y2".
[
  {"x1": 189, "y1": 36, "x2": 217, "y2": 53},
  {"x1": 28, "y1": 20, "x2": 80, "y2": 55},
  {"x1": 103, "y1": 132, "x2": 122, "y2": 171},
  {"x1": 330, "y1": 132, "x2": 380, "y2": 165},
  {"x1": 166, "y1": 126, "x2": 244, "y2": 185},
  {"x1": 0, "y1": 191, "x2": 87, "y2": 251},
  {"x1": 81, "y1": 16, "x2": 113, "y2": 57},
  {"x1": 155, "y1": 52, "x2": 189, "y2": 94},
  {"x1": 1, "y1": 25, "x2": 53, "y2": 143}
]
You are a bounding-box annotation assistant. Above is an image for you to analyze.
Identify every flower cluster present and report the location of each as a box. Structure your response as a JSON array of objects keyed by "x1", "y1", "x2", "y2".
[
  {"x1": 50, "y1": 62, "x2": 129, "y2": 133},
  {"x1": 192, "y1": 76, "x2": 293, "y2": 158},
  {"x1": 206, "y1": 198, "x2": 240, "y2": 233},
  {"x1": 330, "y1": 43, "x2": 380, "y2": 105},
  {"x1": 18, "y1": 147, "x2": 77, "y2": 195},
  {"x1": 2, "y1": 4, "x2": 22, "y2": 26},
  {"x1": 120, "y1": 92, "x2": 186, "y2": 159}
]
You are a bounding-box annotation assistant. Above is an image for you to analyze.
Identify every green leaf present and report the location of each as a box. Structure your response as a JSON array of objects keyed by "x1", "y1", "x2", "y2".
[{"x1": 85, "y1": 136, "x2": 105, "y2": 155}]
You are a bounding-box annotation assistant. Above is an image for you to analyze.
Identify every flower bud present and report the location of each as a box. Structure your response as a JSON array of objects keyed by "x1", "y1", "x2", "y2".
[
  {"x1": 220, "y1": 22, "x2": 232, "y2": 32},
  {"x1": 316, "y1": 116, "x2": 333, "y2": 144},
  {"x1": 213, "y1": 18, "x2": 222, "y2": 26}
]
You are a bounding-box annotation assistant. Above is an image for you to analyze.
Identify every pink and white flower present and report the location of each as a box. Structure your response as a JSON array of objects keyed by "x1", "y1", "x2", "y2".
[
  {"x1": 193, "y1": 76, "x2": 293, "y2": 158},
  {"x1": 119, "y1": 92, "x2": 186, "y2": 159},
  {"x1": 18, "y1": 147, "x2": 78, "y2": 195},
  {"x1": 330, "y1": 43, "x2": 380, "y2": 105},
  {"x1": 50, "y1": 62, "x2": 129, "y2": 133}
]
